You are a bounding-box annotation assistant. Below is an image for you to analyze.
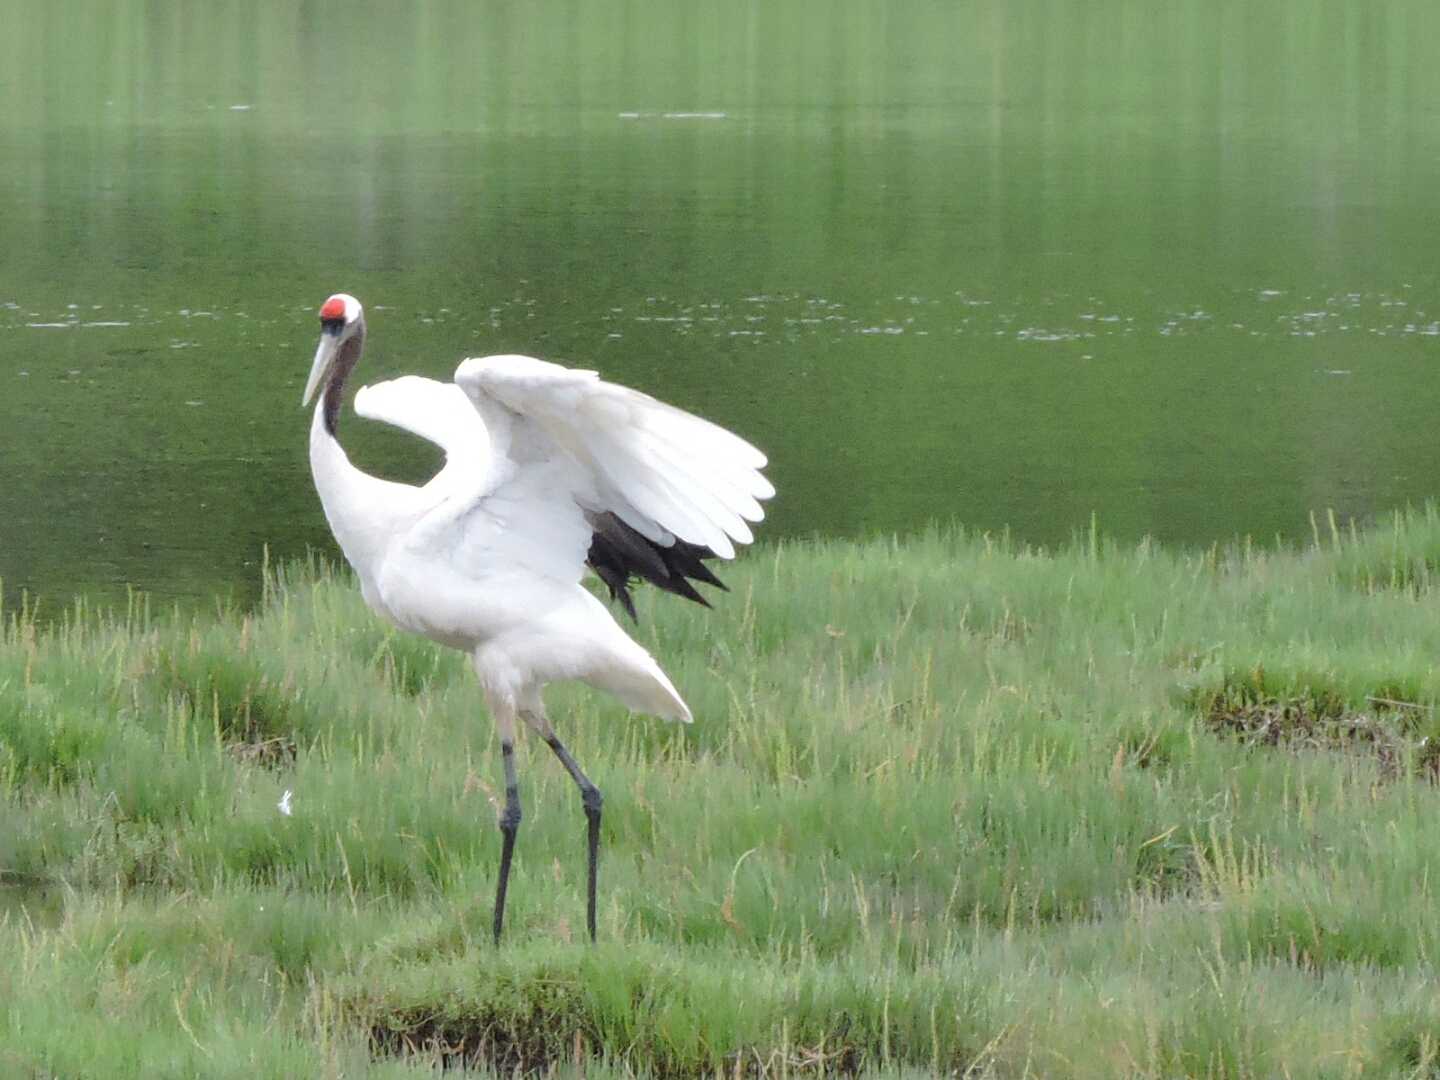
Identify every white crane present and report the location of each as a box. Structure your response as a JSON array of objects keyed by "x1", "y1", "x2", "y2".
[{"x1": 301, "y1": 293, "x2": 772, "y2": 942}]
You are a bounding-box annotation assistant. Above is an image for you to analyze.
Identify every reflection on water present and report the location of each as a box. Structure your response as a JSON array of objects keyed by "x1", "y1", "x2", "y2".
[{"x1": 2, "y1": 1, "x2": 1439, "y2": 609}]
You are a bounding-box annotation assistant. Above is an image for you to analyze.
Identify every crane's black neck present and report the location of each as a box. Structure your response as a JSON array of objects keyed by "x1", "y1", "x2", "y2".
[{"x1": 322, "y1": 320, "x2": 365, "y2": 437}]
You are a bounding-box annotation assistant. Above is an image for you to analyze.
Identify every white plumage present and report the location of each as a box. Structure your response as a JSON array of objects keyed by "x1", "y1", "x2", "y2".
[{"x1": 301, "y1": 292, "x2": 772, "y2": 941}]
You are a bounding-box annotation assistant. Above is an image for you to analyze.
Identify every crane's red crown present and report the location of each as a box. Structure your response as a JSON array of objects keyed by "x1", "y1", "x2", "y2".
[{"x1": 320, "y1": 296, "x2": 347, "y2": 321}]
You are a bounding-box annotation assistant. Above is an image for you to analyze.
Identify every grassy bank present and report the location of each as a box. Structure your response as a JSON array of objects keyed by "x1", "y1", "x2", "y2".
[{"x1": 6, "y1": 510, "x2": 1440, "y2": 1077}]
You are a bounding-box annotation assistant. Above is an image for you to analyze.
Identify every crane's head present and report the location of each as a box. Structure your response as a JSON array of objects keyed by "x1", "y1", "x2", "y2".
[{"x1": 303, "y1": 293, "x2": 364, "y2": 407}]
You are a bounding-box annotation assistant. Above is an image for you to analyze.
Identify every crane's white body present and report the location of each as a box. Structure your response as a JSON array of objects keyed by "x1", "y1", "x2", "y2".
[{"x1": 307, "y1": 345, "x2": 771, "y2": 731}]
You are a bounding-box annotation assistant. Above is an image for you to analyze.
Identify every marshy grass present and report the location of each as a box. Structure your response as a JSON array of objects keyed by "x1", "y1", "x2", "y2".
[{"x1": 6, "y1": 509, "x2": 1440, "y2": 1075}]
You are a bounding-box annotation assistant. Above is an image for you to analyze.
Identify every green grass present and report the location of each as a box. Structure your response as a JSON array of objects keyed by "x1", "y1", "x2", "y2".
[{"x1": 7, "y1": 509, "x2": 1440, "y2": 1076}]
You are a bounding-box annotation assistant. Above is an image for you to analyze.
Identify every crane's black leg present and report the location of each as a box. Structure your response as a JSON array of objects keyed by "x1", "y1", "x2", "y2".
[
  {"x1": 543, "y1": 733, "x2": 603, "y2": 942},
  {"x1": 492, "y1": 740, "x2": 522, "y2": 944}
]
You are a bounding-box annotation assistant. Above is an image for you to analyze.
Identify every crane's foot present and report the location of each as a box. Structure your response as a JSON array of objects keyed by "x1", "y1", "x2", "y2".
[
  {"x1": 492, "y1": 741, "x2": 522, "y2": 944},
  {"x1": 545, "y1": 733, "x2": 603, "y2": 943},
  {"x1": 582, "y1": 784, "x2": 602, "y2": 943}
]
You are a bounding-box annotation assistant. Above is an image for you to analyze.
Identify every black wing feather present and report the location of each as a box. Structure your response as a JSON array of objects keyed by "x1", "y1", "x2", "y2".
[{"x1": 585, "y1": 511, "x2": 728, "y2": 621}]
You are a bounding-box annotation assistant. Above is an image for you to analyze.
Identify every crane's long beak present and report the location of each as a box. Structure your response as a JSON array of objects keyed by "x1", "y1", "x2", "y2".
[{"x1": 302, "y1": 329, "x2": 341, "y2": 407}]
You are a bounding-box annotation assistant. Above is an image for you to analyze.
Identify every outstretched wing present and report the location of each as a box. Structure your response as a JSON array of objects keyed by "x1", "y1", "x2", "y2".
[
  {"x1": 452, "y1": 354, "x2": 773, "y2": 617},
  {"x1": 353, "y1": 375, "x2": 489, "y2": 462}
]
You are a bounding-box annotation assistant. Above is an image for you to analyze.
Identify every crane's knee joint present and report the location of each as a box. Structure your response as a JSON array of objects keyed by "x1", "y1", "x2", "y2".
[
  {"x1": 581, "y1": 785, "x2": 603, "y2": 816},
  {"x1": 500, "y1": 797, "x2": 522, "y2": 832}
]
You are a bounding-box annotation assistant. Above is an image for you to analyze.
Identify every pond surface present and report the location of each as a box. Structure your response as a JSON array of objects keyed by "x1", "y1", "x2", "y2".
[{"x1": 3, "y1": 2, "x2": 1439, "y2": 610}]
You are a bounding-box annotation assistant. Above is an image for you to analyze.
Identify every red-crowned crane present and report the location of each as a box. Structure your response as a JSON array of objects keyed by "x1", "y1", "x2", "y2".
[{"x1": 301, "y1": 293, "x2": 772, "y2": 942}]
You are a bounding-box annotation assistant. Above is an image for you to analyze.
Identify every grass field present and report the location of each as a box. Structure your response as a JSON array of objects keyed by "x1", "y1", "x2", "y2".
[{"x1": 5, "y1": 509, "x2": 1440, "y2": 1077}]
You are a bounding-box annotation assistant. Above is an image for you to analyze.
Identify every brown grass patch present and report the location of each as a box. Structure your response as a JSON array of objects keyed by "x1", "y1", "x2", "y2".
[{"x1": 1202, "y1": 682, "x2": 1440, "y2": 781}]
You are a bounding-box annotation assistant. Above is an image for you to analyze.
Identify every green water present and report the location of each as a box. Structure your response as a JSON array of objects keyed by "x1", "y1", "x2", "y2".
[{"x1": 2, "y1": 2, "x2": 1439, "y2": 608}]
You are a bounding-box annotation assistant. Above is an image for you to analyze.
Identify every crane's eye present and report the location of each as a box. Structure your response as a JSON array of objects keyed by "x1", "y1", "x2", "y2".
[{"x1": 320, "y1": 316, "x2": 345, "y2": 334}]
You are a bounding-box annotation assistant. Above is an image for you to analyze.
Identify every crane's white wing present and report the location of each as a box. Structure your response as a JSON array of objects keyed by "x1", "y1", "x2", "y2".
[
  {"x1": 353, "y1": 371, "x2": 591, "y2": 589},
  {"x1": 353, "y1": 375, "x2": 490, "y2": 462},
  {"x1": 452, "y1": 354, "x2": 773, "y2": 561}
]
